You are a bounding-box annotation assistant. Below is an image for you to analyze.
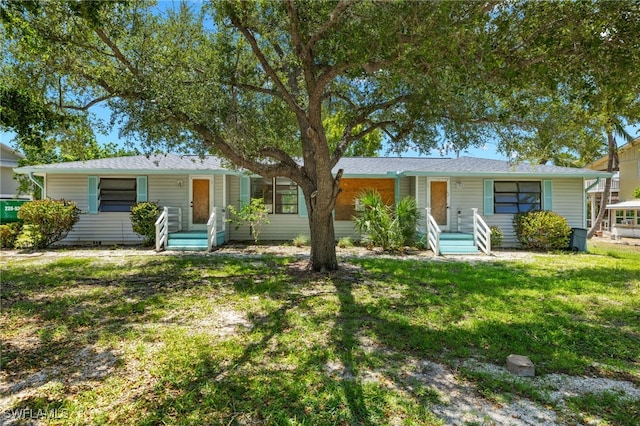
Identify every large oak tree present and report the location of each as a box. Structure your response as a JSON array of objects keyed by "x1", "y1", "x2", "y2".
[{"x1": 2, "y1": 1, "x2": 638, "y2": 270}]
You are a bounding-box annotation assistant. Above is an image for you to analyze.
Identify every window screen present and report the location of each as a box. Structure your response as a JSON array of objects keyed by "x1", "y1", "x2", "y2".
[
  {"x1": 494, "y1": 181, "x2": 541, "y2": 214},
  {"x1": 250, "y1": 177, "x2": 298, "y2": 214},
  {"x1": 100, "y1": 178, "x2": 136, "y2": 212}
]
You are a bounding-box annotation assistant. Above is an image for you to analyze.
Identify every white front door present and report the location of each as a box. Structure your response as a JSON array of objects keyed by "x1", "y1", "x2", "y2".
[
  {"x1": 428, "y1": 178, "x2": 450, "y2": 231},
  {"x1": 189, "y1": 176, "x2": 213, "y2": 230}
]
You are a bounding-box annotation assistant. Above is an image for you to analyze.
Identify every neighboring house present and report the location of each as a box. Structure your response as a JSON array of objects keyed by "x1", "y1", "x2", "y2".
[
  {"x1": 585, "y1": 172, "x2": 619, "y2": 232},
  {"x1": 587, "y1": 137, "x2": 640, "y2": 238},
  {"x1": 1, "y1": 142, "x2": 28, "y2": 199},
  {"x1": 14, "y1": 154, "x2": 609, "y2": 252},
  {"x1": 1, "y1": 143, "x2": 30, "y2": 223}
]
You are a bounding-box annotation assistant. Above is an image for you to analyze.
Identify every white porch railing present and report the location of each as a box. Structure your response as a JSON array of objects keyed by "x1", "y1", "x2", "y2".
[
  {"x1": 206, "y1": 207, "x2": 225, "y2": 251},
  {"x1": 585, "y1": 177, "x2": 620, "y2": 193},
  {"x1": 155, "y1": 206, "x2": 182, "y2": 251},
  {"x1": 425, "y1": 207, "x2": 441, "y2": 255},
  {"x1": 472, "y1": 208, "x2": 491, "y2": 255}
]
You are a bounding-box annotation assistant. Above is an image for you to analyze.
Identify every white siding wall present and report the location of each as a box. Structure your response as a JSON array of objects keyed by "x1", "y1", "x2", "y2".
[
  {"x1": 552, "y1": 179, "x2": 586, "y2": 228},
  {"x1": 226, "y1": 175, "x2": 358, "y2": 241},
  {"x1": 418, "y1": 176, "x2": 586, "y2": 247},
  {"x1": 45, "y1": 173, "x2": 227, "y2": 245},
  {"x1": 399, "y1": 176, "x2": 414, "y2": 199},
  {"x1": 46, "y1": 174, "x2": 141, "y2": 245},
  {"x1": 1, "y1": 146, "x2": 23, "y2": 198},
  {"x1": 227, "y1": 176, "x2": 312, "y2": 241},
  {"x1": 150, "y1": 175, "x2": 190, "y2": 224},
  {"x1": 48, "y1": 173, "x2": 585, "y2": 247}
]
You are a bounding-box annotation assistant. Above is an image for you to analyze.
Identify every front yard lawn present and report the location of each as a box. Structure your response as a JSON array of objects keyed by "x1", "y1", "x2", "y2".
[{"x1": 1, "y1": 243, "x2": 639, "y2": 425}]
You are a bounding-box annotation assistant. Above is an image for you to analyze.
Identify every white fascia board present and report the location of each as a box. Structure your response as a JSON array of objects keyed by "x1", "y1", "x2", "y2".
[{"x1": 14, "y1": 167, "x2": 242, "y2": 176}]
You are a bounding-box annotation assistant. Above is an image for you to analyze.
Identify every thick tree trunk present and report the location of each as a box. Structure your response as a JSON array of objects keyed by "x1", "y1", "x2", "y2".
[{"x1": 308, "y1": 207, "x2": 338, "y2": 272}]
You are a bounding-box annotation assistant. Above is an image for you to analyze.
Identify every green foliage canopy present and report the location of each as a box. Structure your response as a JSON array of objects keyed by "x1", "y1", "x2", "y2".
[{"x1": 2, "y1": 0, "x2": 639, "y2": 269}]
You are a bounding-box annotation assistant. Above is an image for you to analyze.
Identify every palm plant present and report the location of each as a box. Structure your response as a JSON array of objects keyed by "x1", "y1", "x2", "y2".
[{"x1": 353, "y1": 189, "x2": 420, "y2": 251}]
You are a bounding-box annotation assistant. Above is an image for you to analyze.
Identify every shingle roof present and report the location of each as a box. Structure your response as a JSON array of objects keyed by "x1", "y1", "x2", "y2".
[
  {"x1": 333, "y1": 157, "x2": 449, "y2": 175},
  {"x1": 335, "y1": 156, "x2": 609, "y2": 177},
  {"x1": 15, "y1": 153, "x2": 610, "y2": 178},
  {"x1": 15, "y1": 154, "x2": 231, "y2": 174}
]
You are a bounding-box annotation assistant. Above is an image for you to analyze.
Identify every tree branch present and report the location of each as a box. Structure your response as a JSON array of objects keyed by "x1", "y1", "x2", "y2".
[
  {"x1": 331, "y1": 120, "x2": 397, "y2": 164},
  {"x1": 93, "y1": 27, "x2": 138, "y2": 76},
  {"x1": 257, "y1": 146, "x2": 301, "y2": 170},
  {"x1": 232, "y1": 82, "x2": 283, "y2": 99},
  {"x1": 51, "y1": 95, "x2": 114, "y2": 111},
  {"x1": 230, "y1": 11, "x2": 307, "y2": 121},
  {"x1": 307, "y1": 0, "x2": 354, "y2": 49}
]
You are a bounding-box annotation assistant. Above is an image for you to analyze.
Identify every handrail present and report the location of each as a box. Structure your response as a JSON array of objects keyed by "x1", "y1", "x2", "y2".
[
  {"x1": 206, "y1": 207, "x2": 226, "y2": 251},
  {"x1": 155, "y1": 206, "x2": 182, "y2": 251},
  {"x1": 425, "y1": 207, "x2": 441, "y2": 256},
  {"x1": 155, "y1": 207, "x2": 169, "y2": 251},
  {"x1": 472, "y1": 208, "x2": 491, "y2": 255}
]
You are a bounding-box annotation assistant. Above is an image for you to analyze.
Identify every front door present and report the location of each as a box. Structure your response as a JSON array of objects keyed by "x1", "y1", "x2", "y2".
[
  {"x1": 429, "y1": 179, "x2": 450, "y2": 231},
  {"x1": 189, "y1": 176, "x2": 213, "y2": 230}
]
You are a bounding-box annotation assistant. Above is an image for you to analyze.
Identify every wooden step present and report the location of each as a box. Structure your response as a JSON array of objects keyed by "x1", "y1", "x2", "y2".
[
  {"x1": 439, "y1": 245, "x2": 480, "y2": 255},
  {"x1": 438, "y1": 233, "x2": 479, "y2": 255},
  {"x1": 167, "y1": 232, "x2": 208, "y2": 251}
]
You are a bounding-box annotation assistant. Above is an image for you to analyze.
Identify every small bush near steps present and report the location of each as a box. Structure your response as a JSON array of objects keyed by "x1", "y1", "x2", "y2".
[
  {"x1": 490, "y1": 225, "x2": 503, "y2": 249},
  {"x1": 130, "y1": 202, "x2": 161, "y2": 246},
  {"x1": 513, "y1": 210, "x2": 571, "y2": 251}
]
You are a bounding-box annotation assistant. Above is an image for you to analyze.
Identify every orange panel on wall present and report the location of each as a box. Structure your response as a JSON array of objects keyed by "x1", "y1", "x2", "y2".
[{"x1": 335, "y1": 178, "x2": 395, "y2": 221}]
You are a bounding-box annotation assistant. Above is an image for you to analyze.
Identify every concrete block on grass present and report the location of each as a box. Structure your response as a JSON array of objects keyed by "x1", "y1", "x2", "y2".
[{"x1": 507, "y1": 354, "x2": 535, "y2": 377}]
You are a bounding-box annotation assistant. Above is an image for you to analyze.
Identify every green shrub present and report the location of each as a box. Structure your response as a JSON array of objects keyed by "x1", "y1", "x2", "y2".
[
  {"x1": 490, "y1": 225, "x2": 503, "y2": 249},
  {"x1": 17, "y1": 199, "x2": 80, "y2": 249},
  {"x1": 130, "y1": 202, "x2": 161, "y2": 246},
  {"x1": 633, "y1": 186, "x2": 640, "y2": 199},
  {"x1": 0, "y1": 222, "x2": 23, "y2": 249},
  {"x1": 227, "y1": 198, "x2": 270, "y2": 244},
  {"x1": 292, "y1": 234, "x2": 309, "y2": 247},
  {"x1": 513, "y1": 210, "x2": 571, "y2": 251},
  {"x1": 353, "y1": 189, "x2": 420, "y2": 251},
  {"x1": 337, "y1": 236, "x2": 354, "y2": 248},
  {"x1": 395, "y1": 196, "x2": 420, "y2": 245}
]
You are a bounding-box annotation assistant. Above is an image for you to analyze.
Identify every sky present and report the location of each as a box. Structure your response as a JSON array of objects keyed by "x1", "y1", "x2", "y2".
[
  {"x1": 2, "y1": 1, "x2": 638, "y2": 163},
  {"x1": 3, "y1": 100, "x2": 638, "y2": 162},
  {"x1": 1, "y1": 102, "x2": 507, "y2": 161}
]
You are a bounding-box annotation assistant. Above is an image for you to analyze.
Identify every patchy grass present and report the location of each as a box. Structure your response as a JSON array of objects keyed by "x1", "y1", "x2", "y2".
[
  {"x1": 1, "y1": 244, "x2": 639, "y2": 425},
  {"x1": 565, "y1": 391, "x2": 640, "y2": 426}
]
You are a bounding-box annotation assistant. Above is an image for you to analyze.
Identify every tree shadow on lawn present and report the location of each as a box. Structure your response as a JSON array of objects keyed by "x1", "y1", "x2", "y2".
[
  {"x1": 1, "y1": 252, "x2": 638, "y2": 424},
  {"x1": 135, "y1": 255, "x2": 639, "y2": 424},
  {"x1": 1, "y1": 256, "x2": 285, "y2": 414},
  {"x1": 351, "y1": 257, "x2": 640, "y2": 374}
]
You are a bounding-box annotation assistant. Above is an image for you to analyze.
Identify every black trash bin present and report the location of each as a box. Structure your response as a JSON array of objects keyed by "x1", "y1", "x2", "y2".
[{"x1": 569, "y1": 228, "x2": 587, "y2": 252}]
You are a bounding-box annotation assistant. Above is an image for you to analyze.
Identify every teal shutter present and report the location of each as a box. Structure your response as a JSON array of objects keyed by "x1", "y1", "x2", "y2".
[
  {"x1": 88, "y1": 176, "x2": 98, "y2": 214},
  {"x1": 136, "y1": 176, "x2": 148, "y2": 202},
  {"x1": 239, "y1": 176, "x2": 250, "y2": 207},
  {"x1": 543, "y1": 180, "x2": 553, "y2": 211},
  {"x1": 483, "y1": 179, "x2": 494, "y2": 216},
  {"x1": 298, "y1": 187, "x2": 308, "y2": 218}
]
